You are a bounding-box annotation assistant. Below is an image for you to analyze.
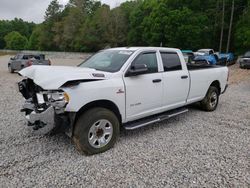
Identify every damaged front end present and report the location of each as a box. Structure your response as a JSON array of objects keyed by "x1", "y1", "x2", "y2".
[{"x1": 18, "y1": 78, "x2": 74, "y2": 135}]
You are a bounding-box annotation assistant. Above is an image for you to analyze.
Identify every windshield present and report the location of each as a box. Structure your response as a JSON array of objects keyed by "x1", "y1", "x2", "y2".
[
  {"x1": 244, "y1": 51, "x2": 250, "y2": 57},
  {"x1": 79, "y1": 50, "x2": 134, "y2": 72}
]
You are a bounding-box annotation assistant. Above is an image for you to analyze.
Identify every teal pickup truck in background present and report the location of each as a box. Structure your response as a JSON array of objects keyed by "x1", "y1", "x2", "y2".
[{"x1": 182, "y1": 49, "x2": 235, "y2": 65}]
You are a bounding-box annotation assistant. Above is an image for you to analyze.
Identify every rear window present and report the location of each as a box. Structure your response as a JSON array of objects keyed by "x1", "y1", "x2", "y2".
[
  {"x1": 23, "y1": 55, "x2": 41, "y2": 60},
  {"x1": 160, "y1": 52, "x2": 182, "y2": 71}
]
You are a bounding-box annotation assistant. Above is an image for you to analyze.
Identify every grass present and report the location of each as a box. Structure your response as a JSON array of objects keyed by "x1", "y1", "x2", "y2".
[{"x1": 0, "y1": 52, "x2": 16, "y2": 56}]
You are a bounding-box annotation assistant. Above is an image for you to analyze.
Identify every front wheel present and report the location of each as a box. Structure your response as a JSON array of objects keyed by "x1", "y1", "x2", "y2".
[
  {"x1": 201, "y1": 86, "x2": 219, "y2": 111},
  {"x1": 73, "y1": 107, "x2": 120, "y2": 155}
]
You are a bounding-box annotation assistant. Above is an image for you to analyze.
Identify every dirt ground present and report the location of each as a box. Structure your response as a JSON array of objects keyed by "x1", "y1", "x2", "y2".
[
  {"x1": 0, "y1": 55, "x2": 249, "y2": 187},
  {"x1": 228, "y1": 63, "x2": 250, "y2": 84}
]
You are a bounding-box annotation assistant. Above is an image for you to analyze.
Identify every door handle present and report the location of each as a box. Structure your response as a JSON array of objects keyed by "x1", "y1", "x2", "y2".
[
  {"x1": 181, "y1": 75, "x2": 188, "y2": 79},
  {"x1": 152, "y1": 79, "x2": 162, "y2": 83}
]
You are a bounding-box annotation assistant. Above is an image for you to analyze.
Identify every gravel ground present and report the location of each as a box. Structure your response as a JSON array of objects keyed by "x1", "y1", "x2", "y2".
[{"x1": 0, "y1": 55, "x2": 249, "y2": 187}]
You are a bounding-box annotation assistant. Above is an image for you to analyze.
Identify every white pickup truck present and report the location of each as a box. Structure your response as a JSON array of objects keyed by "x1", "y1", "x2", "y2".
[{"x1": 18, "y1": 47, "x2": 228, "y2": 154}]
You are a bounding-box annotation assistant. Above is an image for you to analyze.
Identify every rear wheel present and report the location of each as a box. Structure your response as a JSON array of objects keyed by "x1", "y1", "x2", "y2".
[
  {"x1": 73, "y1": 107, "x2": 120, "y2": 155},
  {"x1": 201, "y1": 86, "x2": 219, "y2": 111},
  {"x1": 8, "y1": 64, "x2": 14, "y2": 73}
]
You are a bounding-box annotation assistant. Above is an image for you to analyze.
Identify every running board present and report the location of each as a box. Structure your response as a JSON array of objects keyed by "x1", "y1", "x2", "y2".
[{"x1": 123, "y1": 108, "x2": 188, "y2": 130}]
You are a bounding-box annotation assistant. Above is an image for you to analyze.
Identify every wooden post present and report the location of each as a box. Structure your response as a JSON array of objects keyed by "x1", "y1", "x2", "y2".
[
  {"x1": 219, "y1": 0, "x2": 225, "y2": 53},
  {"x1": 226, "y1": 0, "x2": 235, "y2": 53}
]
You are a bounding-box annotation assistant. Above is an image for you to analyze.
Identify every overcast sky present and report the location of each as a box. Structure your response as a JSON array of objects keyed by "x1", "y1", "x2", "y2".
[{"x1": 0, "y1": 0, "x2": 128, "y2": 23}]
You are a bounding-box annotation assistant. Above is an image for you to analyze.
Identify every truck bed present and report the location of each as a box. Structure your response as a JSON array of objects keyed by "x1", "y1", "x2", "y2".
[{"x1": 187, "y1": 63, "x2": 223, "y2": 70}]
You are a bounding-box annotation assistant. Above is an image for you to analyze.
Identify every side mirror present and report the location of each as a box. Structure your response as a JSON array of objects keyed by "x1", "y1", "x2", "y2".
[
  {"x1": 126, "y1": 64, "x2": 148, "y2": 76},
  {"x1": 10, "y1": 57, "x2": 14, "y2": 60}
]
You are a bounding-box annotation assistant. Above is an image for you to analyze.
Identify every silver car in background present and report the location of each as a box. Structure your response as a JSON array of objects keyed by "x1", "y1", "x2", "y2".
[
  {"x1": 8, "y1": 53, "x2": 51, "y2": 73},
  {"x1": 239, "y1": 51, "x2": 250, "y2": 69}
]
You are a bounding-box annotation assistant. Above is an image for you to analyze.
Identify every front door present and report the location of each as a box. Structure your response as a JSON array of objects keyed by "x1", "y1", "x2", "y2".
[{"x1": 123, "y1": 51, "x2": 163, "y2": 121}]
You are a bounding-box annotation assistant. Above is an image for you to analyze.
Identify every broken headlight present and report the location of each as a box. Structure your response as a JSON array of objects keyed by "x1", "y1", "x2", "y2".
[{"x1": 35, "y1": 91, "x2": 68, "y2": 103}]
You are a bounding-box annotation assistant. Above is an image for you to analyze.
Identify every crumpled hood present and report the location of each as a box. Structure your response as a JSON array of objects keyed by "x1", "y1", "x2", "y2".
[{"x1": 19, "y1": 65, "x2": 108, "y2": 90}]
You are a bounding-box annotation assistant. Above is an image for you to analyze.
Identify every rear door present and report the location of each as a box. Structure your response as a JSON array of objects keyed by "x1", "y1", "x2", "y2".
[
  {"x1": 123, "y1": 51, "x2": 163, "y2": 121},
  {"x1": 160, "y1": 51, "x2": 190, "y2": 109}
]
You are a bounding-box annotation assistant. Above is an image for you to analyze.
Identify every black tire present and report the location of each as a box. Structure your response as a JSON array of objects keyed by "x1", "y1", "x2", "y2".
[
  {"x1": 73, "y1": 107, "x2": 120, "y2": 155},
  {"x1": 201, "y1": 86, "x2": 219, "y2": 111},
  {"x1": 8, "y1": 64, "x2": 14, "y2": 73}
]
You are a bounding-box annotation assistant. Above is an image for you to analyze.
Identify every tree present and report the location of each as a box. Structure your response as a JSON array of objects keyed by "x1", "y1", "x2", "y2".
[
  {"x1": 128, "y1": 1, "x2": 211, "y2": 49},
  {"x1": 45, "y1": 0, "x2": 62, "y2": 21},
  {"x1": 77, "y1": 4, "x2": 111, "y2": 51},
  {"x1": 164, "y1": 8, "x2": 211, "y2": 50},
  {"x1": 38, "y1": 0, "x2": 63, "y2": 50},
  {"x1": 0, "y1": 19, "x2": 34, "y2": 49},
  {"x1": 128, "y1": 0, "x2": 151, "y2": 45},
  {"x1": 27, "y1": 25, "x2": 43, "y2": 50},
  {"x1": 4, "y1": 31, "x2": 28, "y2": 50},
  {"x1": 1, "y1": 0, "x2": 249, "y2": 52},
  {"x1": 235, "y1": 0, "x2": 250, "y2": 54}
]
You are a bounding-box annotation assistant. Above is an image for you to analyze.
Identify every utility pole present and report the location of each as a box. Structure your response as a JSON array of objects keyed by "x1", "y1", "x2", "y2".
[
  {"x1": 219, "y1": 0, "x2": 225, "y2": 53},
  {"x1": 226, "y1": 0, "x2": 235, "y2": 53}
]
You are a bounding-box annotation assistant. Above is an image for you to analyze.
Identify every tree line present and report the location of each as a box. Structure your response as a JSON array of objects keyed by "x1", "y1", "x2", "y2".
[{"x1": 0, "y1": 0, "x2": 249, "y2": 54}]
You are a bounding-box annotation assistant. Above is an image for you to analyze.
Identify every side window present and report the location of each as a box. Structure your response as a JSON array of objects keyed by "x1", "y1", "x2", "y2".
[
  {"x1": 132, "y1": 52, "x2": 158, "y2": 73},
  {"x1": 160, "y1": 52, "x2": 182, "y2": 72}
]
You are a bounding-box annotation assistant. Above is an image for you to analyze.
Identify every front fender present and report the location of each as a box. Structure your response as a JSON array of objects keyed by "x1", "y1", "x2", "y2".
[{"x1": 62, "y1": 78, "x2": 126, "y2": 122}]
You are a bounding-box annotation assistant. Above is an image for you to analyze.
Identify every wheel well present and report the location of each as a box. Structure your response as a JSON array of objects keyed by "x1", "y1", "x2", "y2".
[
  {"x1": 210, "y1": 80, "x2": 221, "y2": 94},
  {"x1": 75, "y1": 100, "x2": 122, "y2": 125}
]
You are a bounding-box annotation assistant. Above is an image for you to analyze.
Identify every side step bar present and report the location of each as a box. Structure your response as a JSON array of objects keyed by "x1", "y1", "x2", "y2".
[{"x1": 123, "y1": 107, "x2": 188, "y2": 130}]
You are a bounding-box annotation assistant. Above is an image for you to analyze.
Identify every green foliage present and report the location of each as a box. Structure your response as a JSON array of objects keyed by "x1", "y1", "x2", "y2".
[
  {"x1": 235, "y1": 0, "x2": 250, "y2": 54},
  {"x1": 27, "y1": 25, "x2": 43, "y2": 50},
  {"x1": 45, "y1": 0, "x2": 62, "y2": 21},
  {"x1": 4, "y1": 31, "x2": 28, "y2": 50},
  {"x1": 0, "y1": 18, "x2": 35, "y2": 49},
  {"x1": 0, "y1": 0, "x2": 249, "y2": 53}
]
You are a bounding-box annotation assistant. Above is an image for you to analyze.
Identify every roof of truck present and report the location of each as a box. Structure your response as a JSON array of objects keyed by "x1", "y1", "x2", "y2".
[{"x1": 105, "y1": 47, "x2": 180, "y2": 51}]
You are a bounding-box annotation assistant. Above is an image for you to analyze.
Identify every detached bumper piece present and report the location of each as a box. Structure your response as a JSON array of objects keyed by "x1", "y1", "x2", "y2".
[
  {"x1": 26, "y1": 106, "x2": 55, "y2": 131},
  {"x1": 21, "y1": 100, "x2": 56, "y2": 134},
  {"x1": 21, "y1": 100, "x2": 73, "y2": 135}
]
